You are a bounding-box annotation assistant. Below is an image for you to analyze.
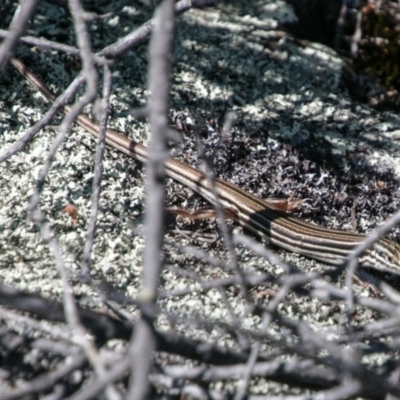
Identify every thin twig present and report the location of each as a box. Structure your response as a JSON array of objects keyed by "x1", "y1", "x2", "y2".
[{"x1": 128, "y1": 1, "x2": 175, "y2": 398}]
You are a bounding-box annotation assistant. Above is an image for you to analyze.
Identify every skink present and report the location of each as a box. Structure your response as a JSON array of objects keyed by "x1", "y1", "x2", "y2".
[{"x1": 10, "y1": 57, "x2": 400, "y2": 275}]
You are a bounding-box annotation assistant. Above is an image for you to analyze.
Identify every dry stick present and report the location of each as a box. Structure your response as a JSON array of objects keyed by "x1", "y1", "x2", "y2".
[
  {"x1": 244, "y1": 288, "x2": 292, "y2": 396},
  {"x1": 164, "y1": 236, "x2": 231, "y2": 270},
  {"x1": 26, "y1": 56, "x2": 96, "y2": 212},
  {"x1": 234, "y1": 342, "x2": 260, "y2": 400},
  {"x1": 22, "y1": 208, "x2": 117, "y2": 398},
  {"x1": 162, "y1": 360, "x2": 341, "y2": 395},
  {"x1": 161, "y1": 359, "x2": 336, "y2": 383},
  {"x1": 233, "y1": 233, "x2": 295, "y2": 275},
  {"x1": 159, "y1": 268, "x2": 273, "y2": 299},
  {"x1": 234, "y1": 269, "x2": 320, "y2": 400},
  {"x1": 62, "y1": 0, "x2": 121, "y2": 398},
  {"x1": 0, "y1": 66, "x2": 85, "y2": 162},
  {"x1": 352, "y1": 316, "x2": 400, "y2": 344},
  {"x1": 81, "y1": 63, "x2": 113, "y2": 277},
  {"x1": 0, "y1": 305, "x2": 92, "y2": 348},
  {"x1": 97, "y1": 0, "x2": 204, "y2": 58},
  {"x1": 0, "y1": 351, "x2": 86, "y2": 400},
  {"x1": 0, "y1": 29, "x2": 81, "y2": 57},
  {"x1": 67, "y1": 357, "x2": 132, "y2": 400},
  {"x1": 345, "y1": 207, "x2": 400, "y2": 326},
  {"x1": 0, "y1": 0, "x2": 38, "y2": 72},
  {"x1": 128, "y1": 1, "x2": 175, "y2": 399},
  {"x1": 17, "y1": 1, "x2": 119, "y2": 397},
  {"x1": 311, "y1": 279, "x2": 394, "y2": 315}
]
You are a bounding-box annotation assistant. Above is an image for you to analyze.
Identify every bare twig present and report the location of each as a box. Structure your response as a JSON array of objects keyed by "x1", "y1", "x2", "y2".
[
  {"x1": 0, "y1": 61, "x2": 84, "y2": 162},
  {"x1": 81, "y1": 63, "x2": 113, "y2": 277},
  {"x1": 345, "y1": 208, "x2": 400, "y2": 324},
  {"x1": 128, "y1": 1, "x2": 175, "y2": 398},
  {"x1": 0, "y1": 0, "x2": 38, "y2": 71}
]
